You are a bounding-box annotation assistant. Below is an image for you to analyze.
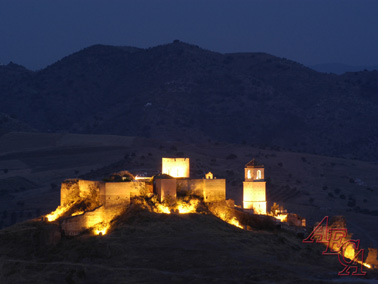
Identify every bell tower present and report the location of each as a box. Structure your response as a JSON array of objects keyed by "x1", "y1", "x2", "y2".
[{"x1": 243, "y1": 159, "x2": 267, "y2": 214}]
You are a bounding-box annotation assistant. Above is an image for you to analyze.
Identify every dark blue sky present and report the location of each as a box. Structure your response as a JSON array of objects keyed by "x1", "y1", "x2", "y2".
[{"x1": 1, "y1": 0, "x2": 378, "y2": 70}]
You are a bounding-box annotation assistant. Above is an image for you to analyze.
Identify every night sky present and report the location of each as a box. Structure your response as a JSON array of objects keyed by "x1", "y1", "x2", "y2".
[{"x1": 1, "y1": 0, "x2": 378, "y2": 70}]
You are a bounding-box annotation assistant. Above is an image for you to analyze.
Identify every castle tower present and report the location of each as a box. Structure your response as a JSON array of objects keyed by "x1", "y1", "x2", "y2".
[
  {"x1": 243, "y1": 159, "x2": 267, "y2": 214},
  {"x1": 162, "y1": 158, "x2": 190, "y2": 178}
]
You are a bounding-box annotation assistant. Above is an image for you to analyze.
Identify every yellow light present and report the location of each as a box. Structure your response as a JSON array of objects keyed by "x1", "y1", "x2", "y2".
[
  {"x1": 135, "y1": 176, "x2": 152, "y2": 180},
  {"x1": 275, "y1": 214, "x2": 287, "y2": 222},
  {"x1": 316, "y1": 224, "x2": 373, "y2": 270},
  {"x1": 152, "y1": 197, "x2": 200, "y2": 214},
  {"x1": 228, "y1": 217, "x2": 244, "y2": 229},
  {"x1": 71, "y1": 211, "x2": 84, "y2": 217},
  {"x1": 176, "y1": 199, "x2": 199, "y2": 214},
  {"x1": 211, "y1": 210, "x2": 243, "y2": 229},
  {"x1": 46, "y1": 204, "x2": 73, "y2": 222},
  {"x1": 93, "y1": 223, "x2": 110, "y2": 236},
  {"x1": 154, "y1": 203, "x2": 171, "y2": 214}
]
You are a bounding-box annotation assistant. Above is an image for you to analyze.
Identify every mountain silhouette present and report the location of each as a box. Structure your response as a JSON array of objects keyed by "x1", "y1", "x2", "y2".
[{"x1": 1, "y1": 41, "x2": 378, "y2": 161}]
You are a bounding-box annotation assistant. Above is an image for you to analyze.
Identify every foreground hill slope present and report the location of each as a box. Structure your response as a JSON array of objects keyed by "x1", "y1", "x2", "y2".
[
  {"x1": 1, "y1": 42, "x2": 378, "y2": 161},
  {"x1": 0, "y1": 207, "x2": 369, "y2": 284}
]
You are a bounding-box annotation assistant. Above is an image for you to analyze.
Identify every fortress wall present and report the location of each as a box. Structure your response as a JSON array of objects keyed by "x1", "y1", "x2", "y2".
[
  {"x1": 155, "y1": 179, "x2": 177, "y2": 202},
  {"x1": 203, "y1": 179, "x2": 226, "y2": 202},
  {"x1": 100, "y1": 181, "x2": 149, "y2": 206},
  {"x1": 61, "y1": 214, "x2": 86, "y2": 236},
  {"x1": 61, "y1": 205, "x2": 124, "y2": 236},
  {"x1": 102, "y1": 182, "x2": 132, "y2": 208},
  {"x1": 78, "y1": 180, "x2": 102, "y2": 198},
  {"x1": 61, "y1": 207, "x2": 105, "y2": 236},
  {"x1": 61, "y1": 179, "x2": 103, "y2": 206},
  {"x1": 61, "y1": 179, "x2": 149, "y2": 210},
  {"x1": 128, "y1": 181, "x2": 148, "y2": 197},
  {"x1": 99, "y1": 183, "x2": 106, "y2": 205},
  {"x1": 60, "y1": 180, "x2": 80, "y2": 206},
  {"x1": 176, "y1": 179, "x2": 226, "y2": 202},
  {"x1": 177, "y1": 179, "x2": 204, "y2": 197}
]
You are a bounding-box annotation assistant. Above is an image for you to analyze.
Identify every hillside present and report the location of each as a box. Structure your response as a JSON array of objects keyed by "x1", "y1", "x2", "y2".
[
  {"x1": 1, "y1": 42, "x2": 378, "y2": 161},
  {"x1": 1, "y1": 205, "x2": 375, "y2": 284},
  {"x1": 0, "y1": 113, "x2": 33, "y2": 136},
  {"x1": 309, "y1": 63, "x2": 378, "y2": 74}
]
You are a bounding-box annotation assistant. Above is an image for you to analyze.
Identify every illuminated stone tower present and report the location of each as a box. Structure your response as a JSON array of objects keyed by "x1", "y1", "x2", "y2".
[
  {"x1": 243, "y1": 159, "x2": 267, "y2": 214},
  {"x1": 162, "y1": 158, "x2": 190, "y2": 178}
]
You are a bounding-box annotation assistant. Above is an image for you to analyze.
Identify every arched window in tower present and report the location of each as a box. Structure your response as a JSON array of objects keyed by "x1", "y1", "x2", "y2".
[
  {"x1": 247, "y1": 170, "x2": 251, "y2": 179},
  {"x1": 257, "y1": 170, "x2": 262, "y2": 180}
]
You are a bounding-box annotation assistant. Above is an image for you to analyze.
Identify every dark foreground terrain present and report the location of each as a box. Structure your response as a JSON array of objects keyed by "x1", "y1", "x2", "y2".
[{"x1": 1, "y1": 205, "x2": 377, "y2": 284}]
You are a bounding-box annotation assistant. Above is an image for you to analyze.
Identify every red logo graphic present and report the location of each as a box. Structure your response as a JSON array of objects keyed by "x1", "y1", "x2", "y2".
[{"x1": 303, "y1": 216, "x2": 367, "y2": 276}]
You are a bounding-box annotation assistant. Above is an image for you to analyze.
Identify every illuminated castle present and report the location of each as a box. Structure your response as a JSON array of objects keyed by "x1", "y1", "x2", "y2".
[
  {"x1": 46, "y1": 157, "x2": 276, "y2": 236},
  {"x1": 56, "y1": 157, "x2": 226, "y2": 236},
  {"x1": 243, "y1": 159, "x2": 267, "y2": 214}
]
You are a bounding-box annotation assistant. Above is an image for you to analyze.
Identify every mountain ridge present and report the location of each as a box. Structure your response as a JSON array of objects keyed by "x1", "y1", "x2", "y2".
[
  {"x1": 309, "y1": 62, "x2": 378, "y2": 74},
  {"x1": 1, "y1": 41, "x2": 378, "y2": 161}
]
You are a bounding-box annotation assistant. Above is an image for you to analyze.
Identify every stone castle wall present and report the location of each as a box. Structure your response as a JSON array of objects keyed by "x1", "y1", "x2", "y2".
[
  {"x1": 203, "y1": 179, "x2": 226, "y2": 202},
  {"x1": 155, "y1": 179, "x2": 177, "y2": 202},
  {"x1": 61, "y1": 205, "x2": 124, "y2": 236},
  {"x1": 61, "y1": 175, "x2": 227, "y2": 235},
  {"x1": 100, "y1": 181, "x2": 147, "y2": 207},
  {"x1": 60, "y1": 179, "x2": 102, "y2": 206},
  {"x1": 177, "y1": 179, "x2": 204, "y2": 197},
  {"x1": 176, "y1": 179, "x2": 226, "y2": 202}
]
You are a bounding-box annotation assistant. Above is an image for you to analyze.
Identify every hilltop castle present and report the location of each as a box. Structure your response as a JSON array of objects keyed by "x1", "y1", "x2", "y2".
[{"x1": 54, "y1": 158, "x2": 268, "y2": 236}]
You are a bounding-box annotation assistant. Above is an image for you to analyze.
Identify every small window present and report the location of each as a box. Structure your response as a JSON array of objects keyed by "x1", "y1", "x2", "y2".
[{"x1": 257, "y1": 170, "x2": 262, "y2": 180}]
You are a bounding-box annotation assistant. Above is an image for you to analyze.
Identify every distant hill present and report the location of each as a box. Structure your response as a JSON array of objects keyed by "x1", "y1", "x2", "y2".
[
  {"x1": 1, "y1": 41, "x2": 378, "y2": 161},
  {"x1": 309, "y1": 62, "x2": 378, "y2": 74},
  {"x1": 0, "y1": 112, "x2": 33, "y2": 136}
]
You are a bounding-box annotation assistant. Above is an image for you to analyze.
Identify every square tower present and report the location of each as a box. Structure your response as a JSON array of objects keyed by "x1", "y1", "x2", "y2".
[
  {"x1": 162, "y1": 158, "x2": 190, "y2": 178},
  {"x1": 243, "y1": 159, "x2": 267, "y2": 214}
]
